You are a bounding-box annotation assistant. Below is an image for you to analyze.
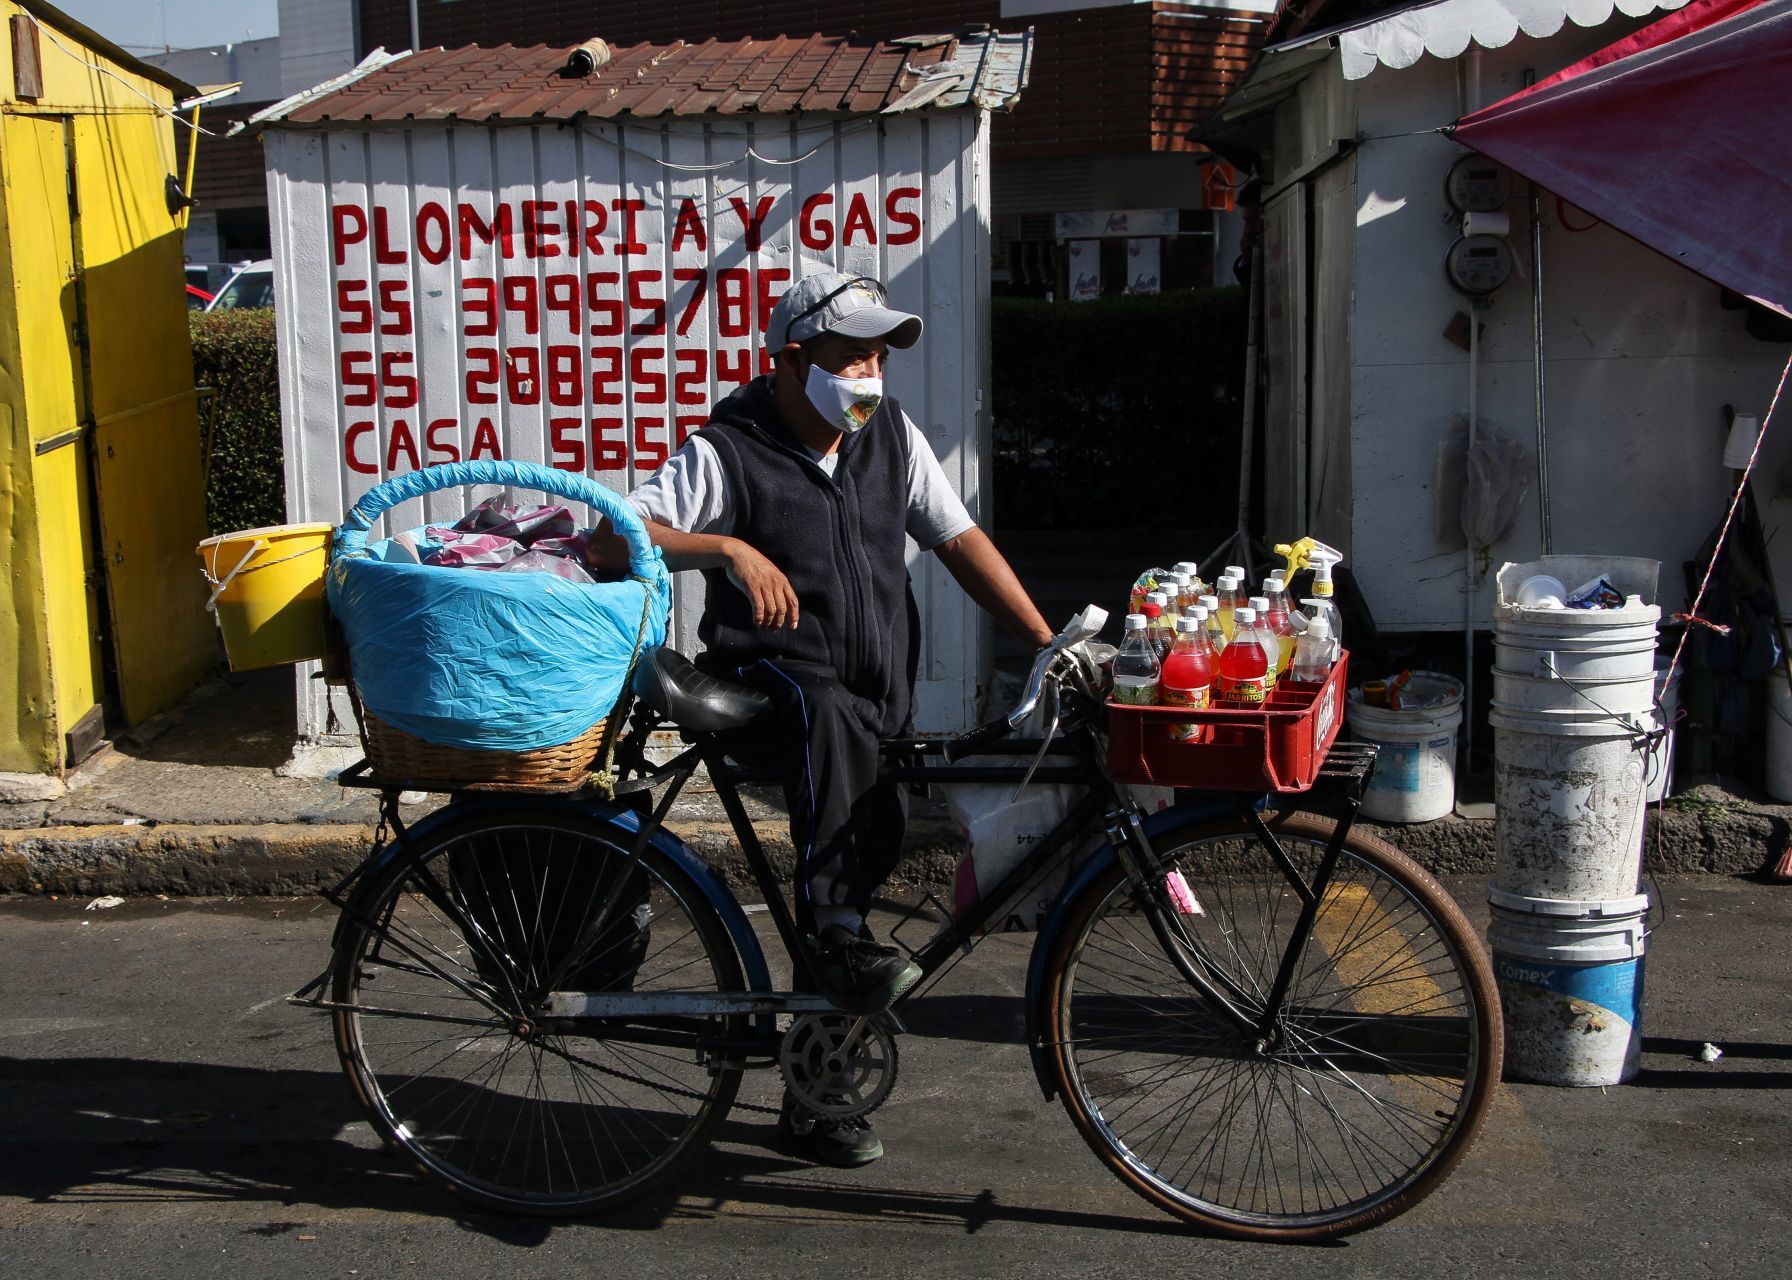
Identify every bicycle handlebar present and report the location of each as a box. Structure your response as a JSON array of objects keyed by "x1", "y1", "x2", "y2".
[{"x1": 945, "y1": 716, "x2": 1016, "y2": 762}]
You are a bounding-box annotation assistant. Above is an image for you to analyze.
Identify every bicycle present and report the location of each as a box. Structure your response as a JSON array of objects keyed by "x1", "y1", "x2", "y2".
[{"x1": 304, "y1": 616, "x2": 1503, "y2": 1242}]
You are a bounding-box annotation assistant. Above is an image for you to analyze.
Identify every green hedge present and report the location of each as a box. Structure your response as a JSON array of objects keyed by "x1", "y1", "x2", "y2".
[
  {"x1": 191, "y1": 308, "x2": 284, "y2": 535},
  {"x1": 991, "y1": 287, "x2": 1247, "y2": 530}
]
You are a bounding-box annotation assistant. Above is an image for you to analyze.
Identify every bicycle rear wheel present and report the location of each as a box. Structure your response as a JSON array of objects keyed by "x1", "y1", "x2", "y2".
[
  {"x1": 1041, "y1": 811, "x2": 1500, "y2": 1240},
  {"x1": 331, "y1": 806, "x2": 745, "y2": 1215}
]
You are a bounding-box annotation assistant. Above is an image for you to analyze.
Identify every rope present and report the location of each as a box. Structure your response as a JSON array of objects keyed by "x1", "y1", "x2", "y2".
[
  {"x1": 585, "y1": 576, "x2": 659, "y2": 798},
  {"x1": 1663, "y1": 349, "x2": 1792, "y2": 695}
]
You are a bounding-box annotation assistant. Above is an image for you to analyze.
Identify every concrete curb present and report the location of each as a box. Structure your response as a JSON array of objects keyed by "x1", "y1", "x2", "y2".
[{"x1": 0, "y1": 797, "x2": 1777, "y2": 897}]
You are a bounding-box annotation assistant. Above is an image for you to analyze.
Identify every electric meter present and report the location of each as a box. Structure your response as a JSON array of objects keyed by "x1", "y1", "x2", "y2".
[
  {"x1": 1444, "y1": 234, "x2": 1514, "y2": 296},
  {"x1": 1444, "y1": 155, "x2": 1510, "y2": 212}
]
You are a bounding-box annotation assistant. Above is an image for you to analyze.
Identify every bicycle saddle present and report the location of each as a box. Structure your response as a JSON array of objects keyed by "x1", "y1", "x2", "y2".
[{"x1": 631, "y1": 647, "x2": 774, "y2": 732}]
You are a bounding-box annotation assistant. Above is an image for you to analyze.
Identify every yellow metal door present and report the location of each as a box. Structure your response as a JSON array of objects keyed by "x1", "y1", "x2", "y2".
[
  {"x1": 5, "y1": 112, "x2": 106, "y2": 753},
  {"x1": 69, "y1": 114, "x2": 214, "y2": 724}
]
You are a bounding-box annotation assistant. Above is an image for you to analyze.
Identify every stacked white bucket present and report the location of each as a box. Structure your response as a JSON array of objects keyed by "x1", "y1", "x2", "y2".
[{"x1": 1489, "y1": 556, "x2": 1660, "y2": 1086}]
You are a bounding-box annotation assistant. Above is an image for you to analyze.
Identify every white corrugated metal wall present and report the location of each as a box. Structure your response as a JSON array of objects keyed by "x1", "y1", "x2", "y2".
[{"x1": 265, "y1": 112, "x2": 993, "y2": 747}]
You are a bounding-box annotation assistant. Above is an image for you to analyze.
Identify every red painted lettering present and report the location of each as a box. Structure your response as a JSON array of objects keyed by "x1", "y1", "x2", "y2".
[
  {"x1": 717, "y1": 346, "x2": 753, "y2": 386},
  {"x1": 544, "y1": 274, "x2": 582, "y2": 336},
  {"x1": 727, "y1": 195, "x2": 777, "y2": 252},
  {"x1": 332, "y1": 204, "x2": 368, "y2": 266},
  {"x1": 336, "y1": 279, "x2": 373, "y2": 334},
  {"x1": 505, "y1": 347, "x2": 540, "y2": 404},
  {"x1": 582, "y1": 200, "x2": 608, "y2": 255},
  {"x1": 886, "y1": 186, "x2": 922, "y2": 246},
  {"x1": 344, "y1": 421, "x2": 378, "y2": 474},
  {"x1": 843, "y1": 191, "x2": 877, "y2": 246},
  {"x1": 501, "y1": 276, "x2": 540, "y2": 335},
  {"x1": 799, "y1": 193, "x2": 834, "y2": 251},
  {"x1": 628, "y1": 271, "x2": 665, "y2": 336},
  {"x1": 426, "y1": 418, "x2": 461, "y2": 464},
  {"x1": 546, "y1": 345, "x2": 582, "y2": 407},
  {"x1": 385, "y1": 418, "x2": 420, "y2": 472},
  {"x1": 671, "y1": 198, "x2": 708, "y2": 252},
  {"x1": 675, "y1": 414, "x2": 704, "y2": 448},
  {"x1": 469, "y1": 417, "x2": 503, "y2": 460},
  {"x1": 523, "y1": 201, "x2": 563, "y2": 258},
  {"x1": 465, "y1": 347, "x2": 499, "y2": 403},
  {"x1": 631, "y1": 346, "x2": 666, "y2": 405},
  {"x1": 380, "y1": 350, "x2": 418, "y2": 408},
  {"x1": 377, "y1": 279, "x2": 412, "y2": 336},
  {"x1": 590, "y1": 346, "x2": 623, "y2": 405},
  {"x1": 673, "y1": 267, "x2": 707, "y2": 336},
  {"x1": 586, "y1": 272, "x2": 622, "y2": 336},
  {"x1": 611, "y1": 198, "x2": 648, "y2": 255},
  {"x1": 715, "y1": 268, "x2": 751, "y2": 338},
  {"x1": 463, "y1": 278, "x2": 498, "y2": 337},
  {"x1": 756, "y1": 267, "x2": 791, "y2": 334},
  {"x1": 674, "y1": 348, "x2": 708, "y2": 405},
  {"x1": 549, "y1": 417, "x2": 585, "y2": 472},
  {"x1": 417, "y1": 202, "x2": 451, "y2": 264},
  {"x1": 372, "y1": 207, "x2": 407, "y2": 264},
  {"x1": 593, "y1": 417, "x2": 626, "y2": 471},
  {"x1": 341, "y1": 350, "x2": 376, "y2": 406},
  {"x1": 633, "y1": 417, "x2": 668, "y2": 471},
  {"x1": 458, "y1": 203, "x2": 515, "y2": 259}
]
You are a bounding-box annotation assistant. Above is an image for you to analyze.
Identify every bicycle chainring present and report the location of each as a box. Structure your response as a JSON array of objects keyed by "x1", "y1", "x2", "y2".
[{"x1": 777, "y1": 1013, "x2": 899, "y2": 1120}]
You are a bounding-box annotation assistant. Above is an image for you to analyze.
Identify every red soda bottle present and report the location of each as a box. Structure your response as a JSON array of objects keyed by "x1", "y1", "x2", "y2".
[
  {"x1": 1217, "y1": 607, "x2": 1270, "y2": 705},
  {"x1": 1160, "y1": 616, "x2": 1214, "y2": 742}
]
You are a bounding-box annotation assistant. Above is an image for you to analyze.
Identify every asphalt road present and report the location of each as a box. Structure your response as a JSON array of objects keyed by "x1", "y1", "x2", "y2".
[{"x1": 2, "y1": 877, "x2": 1789, "y2": 1279}]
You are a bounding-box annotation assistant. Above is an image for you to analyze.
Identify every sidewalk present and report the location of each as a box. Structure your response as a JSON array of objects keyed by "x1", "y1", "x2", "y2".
[{"x1": 1, "y1": 662, "x2": 1784, "y2": 897}]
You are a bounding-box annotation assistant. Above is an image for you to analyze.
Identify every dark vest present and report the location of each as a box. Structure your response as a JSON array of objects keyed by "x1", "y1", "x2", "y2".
[{"x1": 697, "y1": 376, "x2": 919, "y2": 728}]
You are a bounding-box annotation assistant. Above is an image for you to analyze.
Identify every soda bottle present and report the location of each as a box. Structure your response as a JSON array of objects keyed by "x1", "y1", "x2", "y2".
[
  {"x1": 1224, "y1": 564, "x2": 1246, "y2": 585},
  {"x1": 1216, "y1": 575, "x2": 1242, "y2": 640},
  {"x1": 1160, "y1": 615, "x2": 1214, "y2": 742},
  {"x1": 1217, "y1": 607, "x2": 1270, "y2": 705},
  {"x1": 1140, "y1": 599, "x2": 1164, "y2": 659},
  {"x1": 1172, "y1": 561, "x2": 1206, "y2": 596},
  {"x1": 1113, "y1": 613, "x2": 1161, "y2": 705},
  {"x1": 1261, "y1": 578, "x2": 1298, "y2": 678},
  {"x1": 1246, "y1": 596, "x2": 1280, "y2": 687},
  {"x1": 1289, "y1": 615, "x2": 1333, "y2": 684},
  {"x1": 1146, "y1": 591, "x2": 1176, "y2": 658},
  {"x1": 1198, "y1": 593, "x2": 1227, "y2": 654}
]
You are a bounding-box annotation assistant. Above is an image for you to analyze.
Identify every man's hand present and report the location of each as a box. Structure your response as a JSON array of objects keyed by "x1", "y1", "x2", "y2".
[{"x1": 725, "y1": 540, "x2": 801, "y2": 629}]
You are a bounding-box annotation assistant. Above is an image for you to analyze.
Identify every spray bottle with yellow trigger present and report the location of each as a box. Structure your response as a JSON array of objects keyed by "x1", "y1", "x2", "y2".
[{"x1": 1273, "y1": 538, "x2": 1344, "y2": 663}]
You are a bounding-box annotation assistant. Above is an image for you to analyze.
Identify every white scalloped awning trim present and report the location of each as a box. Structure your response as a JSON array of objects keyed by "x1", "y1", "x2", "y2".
[{"x1": 1337, "y1": 0, "x2": 1691, "y2": 78}]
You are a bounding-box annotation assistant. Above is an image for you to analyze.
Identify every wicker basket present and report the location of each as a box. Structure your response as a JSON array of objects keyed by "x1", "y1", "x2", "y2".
[{"x1": 359, "y1": 707, "x2": 617, "y2": 794}]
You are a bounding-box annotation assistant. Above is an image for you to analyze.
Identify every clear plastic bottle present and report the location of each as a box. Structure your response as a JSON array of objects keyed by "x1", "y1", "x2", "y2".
[
  {"x1": 1224, "y1": 564, "x2": 1246, "y2": 585},
  {"x1": 1248, "y1": 595, "x2": 1282, "y2": 687},
  {"x1": 1146, "y1": 591, "x2": 1176, "y2": 659},
  {"x1": 1217, "y1": 607, "x2": 1270, "y2": 705},
  {"x1": 1160, "y1": 615, "x2": 1214, "y2": 742},
  {"x1": 1289, "y1": 614, "x2": 1333, "y2": 684},
  {"x1": 1216, "y1": 575, "x2": 1243, "y2": 640},
  {"x1": 1198, "y1": 593, "x2": 1227, "y2": 654},
  {"x1": 1301, "y1": 595, "x2": 1343, "y2": 664},
  {"x1": 1172, "y1": 561, "x2": 1204, "y2": 596},
  {"x1": 1112, "y1": 613, "x2": 1161, "y2": 705},
  {"x1": 1261, "y1": 576, "x2": 1298, "y2": 677}
]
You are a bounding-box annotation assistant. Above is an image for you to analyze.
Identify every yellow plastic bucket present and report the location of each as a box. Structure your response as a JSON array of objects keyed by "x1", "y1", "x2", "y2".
[{"x1": 196, "y1": 523, "x2": 335, "y2": 670}]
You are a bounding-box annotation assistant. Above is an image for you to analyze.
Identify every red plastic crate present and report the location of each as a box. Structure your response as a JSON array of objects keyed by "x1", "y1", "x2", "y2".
[{"x1": 1105, "y1": 652, "x2": 1349, "y2": 793}]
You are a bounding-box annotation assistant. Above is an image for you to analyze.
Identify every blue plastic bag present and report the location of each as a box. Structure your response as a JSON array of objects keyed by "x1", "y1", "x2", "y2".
[{"x1": 327, "y1": 461, "x2": 669, "y2": 751}]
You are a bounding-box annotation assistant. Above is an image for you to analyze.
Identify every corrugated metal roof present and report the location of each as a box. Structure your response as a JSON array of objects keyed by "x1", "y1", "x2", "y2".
[{"x1": 249, "y1": 29, "x2": 1030, "y2": 130}]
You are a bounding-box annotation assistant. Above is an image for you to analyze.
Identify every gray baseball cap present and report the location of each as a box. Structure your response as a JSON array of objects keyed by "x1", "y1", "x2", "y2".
[{"x1": 766, "y1": 271, "x2": 923, "y2": 350}]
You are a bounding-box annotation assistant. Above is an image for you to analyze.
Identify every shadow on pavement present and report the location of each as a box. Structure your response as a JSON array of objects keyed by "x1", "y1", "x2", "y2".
[
  {"x1": 111, "y1": 669, "x2": 297, "y2": 769},
  {"x1": 0, "y1": 1054, "x2": 1197, "y2": 1242}
]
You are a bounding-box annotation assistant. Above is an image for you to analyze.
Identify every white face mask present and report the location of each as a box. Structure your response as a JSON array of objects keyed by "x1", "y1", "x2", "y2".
[{"x1": 804, "y1": 362, "x2": 883, "y2": 433}]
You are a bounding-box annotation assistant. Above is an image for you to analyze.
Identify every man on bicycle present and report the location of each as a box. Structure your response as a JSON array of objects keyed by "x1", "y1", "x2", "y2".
[{"x1": 625, "y1": 270, "x2": 1054, "y2": 1166}]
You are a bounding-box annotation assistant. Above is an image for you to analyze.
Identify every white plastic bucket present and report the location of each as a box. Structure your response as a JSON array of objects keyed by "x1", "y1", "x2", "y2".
[
  {"x1": 1488, "y1": 714, "x2": 1648, "y2": 900},
  {"x1": 1643, "y1": 658, "x2": 1681, "y2": 804},
  {"x1": 1769, "y1": 666, "x2": 1792, "y2": 803},
  {"x1": 1487, "y1": 889, "x2": 1648, "y2": 1087},
  {"x1": 1347, "y1": 674, "x2": 1463, "y2": 823}
]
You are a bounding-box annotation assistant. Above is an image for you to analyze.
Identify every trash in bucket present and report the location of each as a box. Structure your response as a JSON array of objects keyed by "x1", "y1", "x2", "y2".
[
  {"x1": 196, "y1": 523, "x2": 334, "y2": 671},
  {"x1": 1348, "y1": 672, "x2": 1463, "y2": 823}
]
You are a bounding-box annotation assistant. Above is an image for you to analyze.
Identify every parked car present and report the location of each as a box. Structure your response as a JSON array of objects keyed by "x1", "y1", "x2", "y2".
[
  {"x1": 185, "y1": 282, "x2": 214, "y2": 308},
  {"x1": 206, "y1": 260, "x2": 274, "y2": 311}
]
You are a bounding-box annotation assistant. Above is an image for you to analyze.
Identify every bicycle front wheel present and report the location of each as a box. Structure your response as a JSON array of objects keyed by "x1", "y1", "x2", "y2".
[
  {"x1": 331, "y1": 806, "x2": 745, "y2": 1215},
  {"x1": 1041, "y1": 811, "x2": 1501, "y2": 1240}
]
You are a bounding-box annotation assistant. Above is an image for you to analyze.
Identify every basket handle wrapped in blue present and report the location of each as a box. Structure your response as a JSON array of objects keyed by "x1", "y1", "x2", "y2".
[{"x1": 328, "y1": 460, "x2": 670, "y2": 763}]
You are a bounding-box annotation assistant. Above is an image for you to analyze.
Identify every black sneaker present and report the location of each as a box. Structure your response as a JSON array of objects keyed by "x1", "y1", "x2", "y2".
[
  {"x1": 809, "y1": 925, "x2": 922, "y2": 1016},
  {"x1": 779, "y1": 1091, "x2": 884, "y2": 1168}
]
